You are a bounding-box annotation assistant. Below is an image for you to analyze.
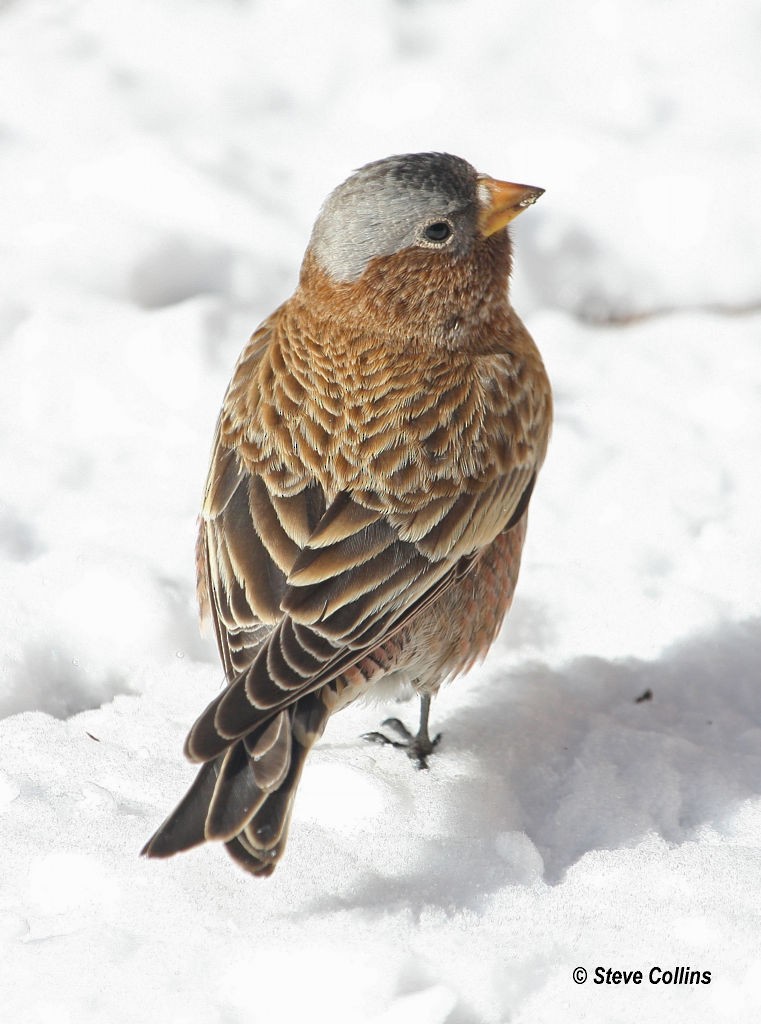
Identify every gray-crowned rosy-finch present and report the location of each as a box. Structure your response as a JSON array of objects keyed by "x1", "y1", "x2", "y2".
[{"x1": 142, "y1": 152, "x2": 552, "y2": 876}]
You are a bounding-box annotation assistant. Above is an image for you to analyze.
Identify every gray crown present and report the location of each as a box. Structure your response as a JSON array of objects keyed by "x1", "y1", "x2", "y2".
[{"x1": 308, "y1": 152, "x2": 479, "y2": 282}]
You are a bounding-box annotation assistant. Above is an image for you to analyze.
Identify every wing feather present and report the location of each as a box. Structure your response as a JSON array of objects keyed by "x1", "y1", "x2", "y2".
[{"x1": 192, "y1": 318, "x2": 544, "y2": 769}]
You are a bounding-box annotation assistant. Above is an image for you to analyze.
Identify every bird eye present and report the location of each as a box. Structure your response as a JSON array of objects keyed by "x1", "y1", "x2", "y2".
[{"x1": 423, "y1": 221, "x2": 452, "y2": 243}]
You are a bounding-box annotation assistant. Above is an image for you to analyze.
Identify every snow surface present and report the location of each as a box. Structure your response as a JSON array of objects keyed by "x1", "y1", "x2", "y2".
[{"x1": 2, "y1": 1, "x2": 760, "y2": 1021}]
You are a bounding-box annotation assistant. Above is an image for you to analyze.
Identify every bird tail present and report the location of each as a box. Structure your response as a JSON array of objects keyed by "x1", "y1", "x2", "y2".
[{"x1": 141, "y1": 692, "x2": 329, "y2": 877}]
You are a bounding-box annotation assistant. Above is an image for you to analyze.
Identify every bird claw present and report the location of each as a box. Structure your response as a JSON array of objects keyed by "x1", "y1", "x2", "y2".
[
  {"x1": 361, "y1": 720, "x2": 442, "y2": 770},
  {"x1": 380, "y1": 717, "x2": 414, "y2": 741}
]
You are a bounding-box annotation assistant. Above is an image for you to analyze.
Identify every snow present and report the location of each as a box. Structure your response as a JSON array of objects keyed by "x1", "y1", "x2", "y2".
[{"x1": 2, "y1": 1, "x2": 760, "y2": 1021}]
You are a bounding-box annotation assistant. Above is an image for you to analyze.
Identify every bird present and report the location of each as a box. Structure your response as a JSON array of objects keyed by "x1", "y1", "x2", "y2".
[{"x1": 142, "y1": 151, "x2": 552, "y2": 877}]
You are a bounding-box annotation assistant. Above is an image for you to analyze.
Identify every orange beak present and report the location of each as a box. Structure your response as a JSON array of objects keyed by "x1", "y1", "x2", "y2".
[{"x1": 477, "y1": 176, "x2": 544, "y2": 236}]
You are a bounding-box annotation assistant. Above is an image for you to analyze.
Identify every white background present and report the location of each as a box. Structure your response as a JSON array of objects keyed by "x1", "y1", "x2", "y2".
[{"x1": 1, "y1": 1, "x2": 760, "y2": 1021}]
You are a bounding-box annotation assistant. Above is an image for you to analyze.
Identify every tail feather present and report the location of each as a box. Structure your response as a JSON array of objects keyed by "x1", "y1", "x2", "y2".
[
  {"x1": 142, "y1": 693, "x2": 329, "y2": 875},
  {"x1": 140, "y1": 759, "x2": 219, "y2": 858},
  {"x1": 246, "y1": 710, "x2": 291, "y2": 789},
  {"x1": 224, "y1": 833, "x2": 280, "y2": 877},
  {"x1": 204, "y1": 741, "x2": 271, "y2": 841}
]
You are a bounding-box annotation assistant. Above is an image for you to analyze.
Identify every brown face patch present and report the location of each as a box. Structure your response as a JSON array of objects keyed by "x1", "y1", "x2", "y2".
[{"x1": 298, "y1": 230, "x2": 513, "y2": 353}]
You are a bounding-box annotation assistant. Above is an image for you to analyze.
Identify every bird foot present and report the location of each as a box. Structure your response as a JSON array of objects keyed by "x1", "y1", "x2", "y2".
[{"x1": 362, "y1": 717, "x2": 441, "y2": 770}]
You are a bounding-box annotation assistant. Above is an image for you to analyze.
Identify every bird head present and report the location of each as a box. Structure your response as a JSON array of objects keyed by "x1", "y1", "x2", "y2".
[{"x1": 300, "y1": 152, "x2": 543, "y2": 347}]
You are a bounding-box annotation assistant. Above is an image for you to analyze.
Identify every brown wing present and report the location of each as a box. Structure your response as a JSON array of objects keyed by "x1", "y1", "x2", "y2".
[
  {"x1": 195, "y1": 316, "x2": 326, "y2": 682},
  {"x1": 189, "y1": 454, "x2": 537, "y2": 765},
  {"x1": 197, "y1": 432, "x2": 326, "y2": 681},
  {"x1": 190, "y1": 307, "x2": 545, "y2": 766}
]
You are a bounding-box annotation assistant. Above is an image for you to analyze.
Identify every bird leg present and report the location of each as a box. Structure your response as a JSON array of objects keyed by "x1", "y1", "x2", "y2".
[{"x1": 362, "y1": 693, "x2": 441, "y2": 769}]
